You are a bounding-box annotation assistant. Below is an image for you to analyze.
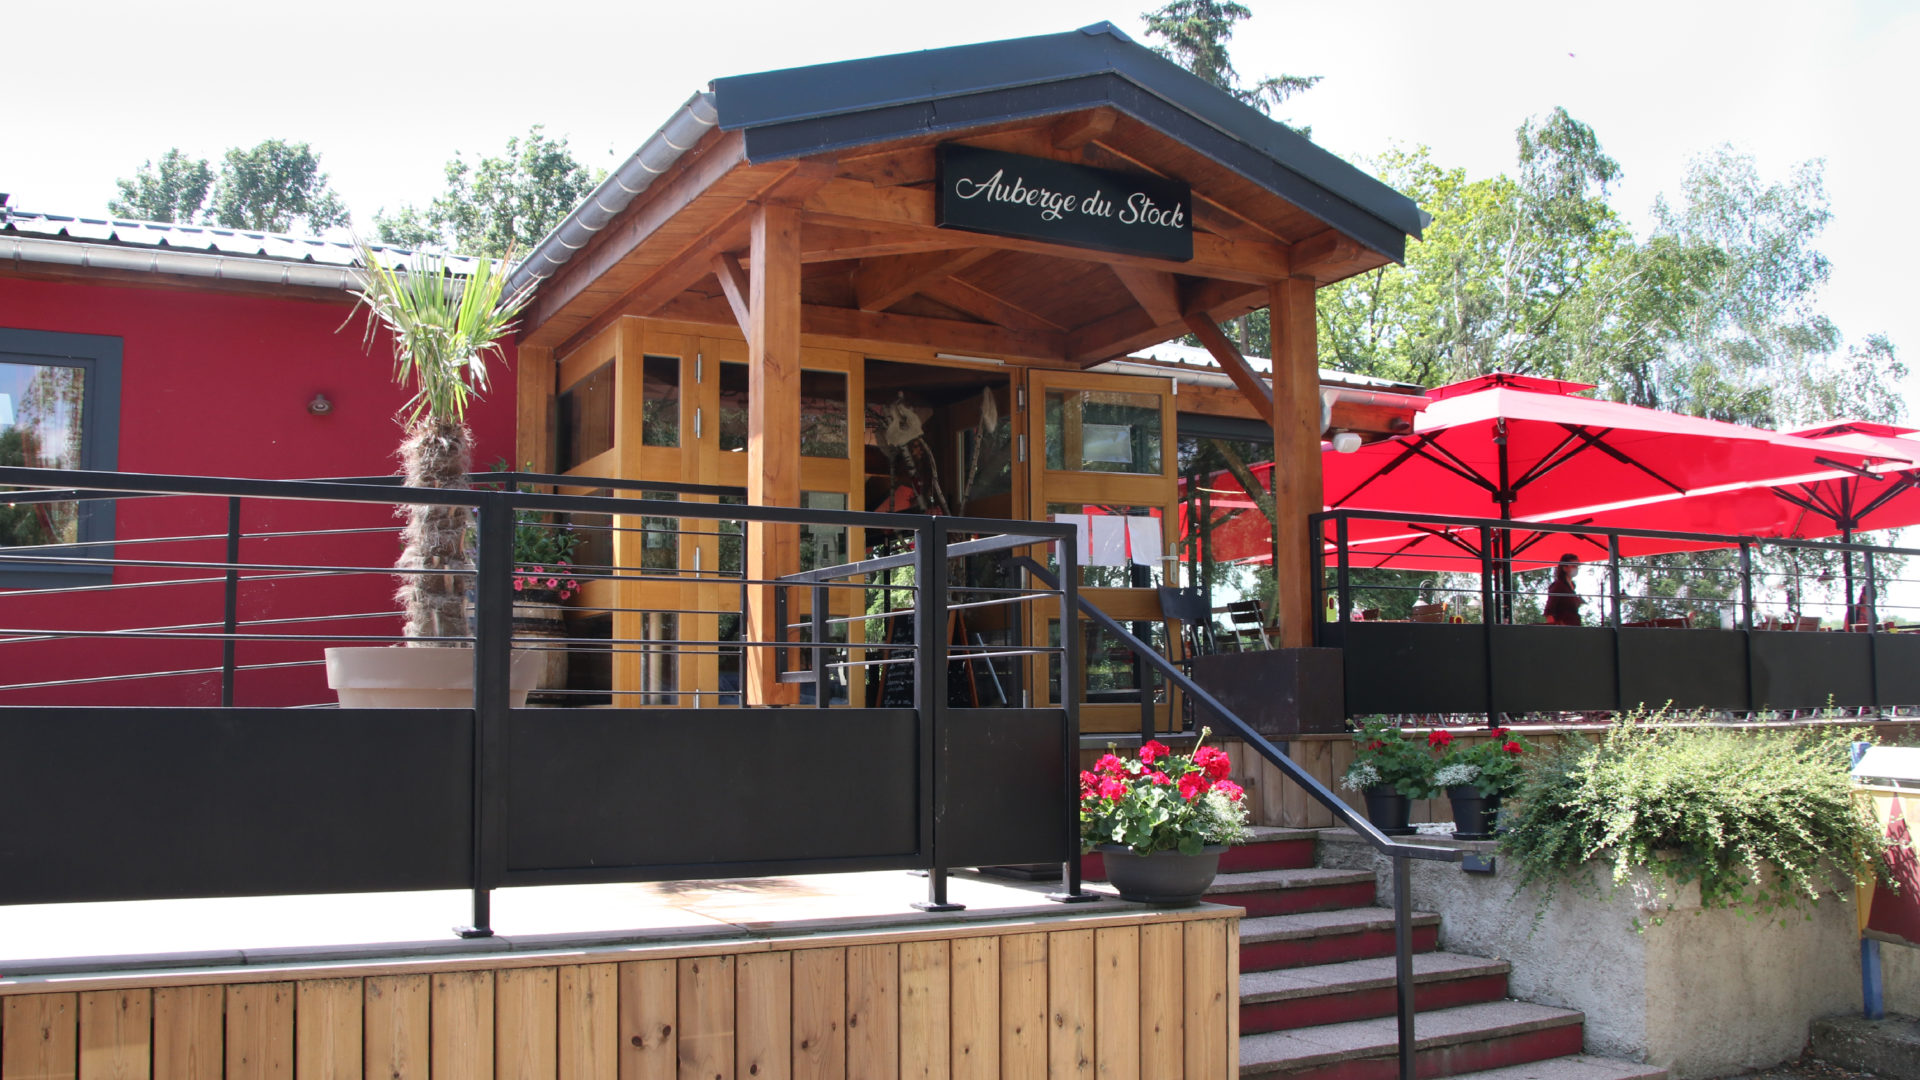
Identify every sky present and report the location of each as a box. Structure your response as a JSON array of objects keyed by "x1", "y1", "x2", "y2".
[{"x1": 5, "y1": 0, "x2": 1915, "y2": 395}]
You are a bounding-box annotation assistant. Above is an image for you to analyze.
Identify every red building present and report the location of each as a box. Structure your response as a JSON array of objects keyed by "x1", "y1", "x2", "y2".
[{"x1": 0, "y1": 201, "x2": 518, "y2": 705}]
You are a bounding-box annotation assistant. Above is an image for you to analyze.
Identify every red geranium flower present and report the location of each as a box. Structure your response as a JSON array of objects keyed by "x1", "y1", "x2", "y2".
[
  {"x1": 1503, "y1": 741, "x2": 1524, "y2": 755},
  {"x1": 1095, "y1": 753, "x2": 1127, "y2": 775},
  {"x1": 1427, "y1": 730, "x2": 1454, "y2": 748},
  {"x1": 1365, "y1": 740, "x2": 1385, "y2": 751},
  {"x1": 1215, "y1": 779, "x2": 1246, "y2": 802},
  {"x1": 1098, "y1": 777, "x2": 1128, "y2": 800},
  {"x1": 1148, "y1": 770, "x2": 1172, "y2": 786},
  {"x1": 1194, "y1": 746, "x2": 1231, "y2": 781},
  {"x1": 1489, "y1": 727, "x2": 1510, "y2": 740},
  {"x1": 1079, "y1": 769, "x2": 1099, "y2": 793},
  {"x1": 1139, "y1": 739, "x2": 1171, "y2": 764},
  {"x1": 1178, "y1": 772, "x2": 1209, "y2": 800}
]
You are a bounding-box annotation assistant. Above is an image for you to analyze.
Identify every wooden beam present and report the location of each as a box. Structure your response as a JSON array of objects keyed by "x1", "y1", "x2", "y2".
[
  {"x1": 1064, "y1": 278, "x2": 1266, "y2": 366},
  {"x1": 1270, "y1": 277, "x2": 1323, "y2": 648},
  {"x1": 1050, "y1": 110, "x2": 1118, "y2": 150},
  {"x1": 653, "y1": 293, "x2": 1068, "y2": 362},
  {"x1": 1178, "y1": 379, "x2": 1421, "y2": 436},
  {"x1": 550, "y1": 204, "x2": 755, "y2": 357},
  {"x1": 1111, "y1": 266, "x2": 1183, "y2": 326},
  {"x1": 1183, "y1": 312, "x2": 1273, "y2": 426},
  {"x1": 746, "y1": 203, "x2": 803, "y2": 705},
  {"x1": 712, "y1": 252, "x2": 751, "y2": 333},
  {"x1": 916, "y1": 277, "x2": 1064, "y2": 333},
  {"x1": 1288, "y1": 229, "x2": 1360, "y2": 280},
  {"x1": 521, "y1": 131, "x2": 749, "y2": 338},
  {"x1": 800, "y1": 223, "x2": 971, "y2": 262},
  {"x1": 852, "y1": 249, "x2": 992, "y2": 312},
  {"x1": 802, "y1": 179, "x2": 1292, "y2": 284}
]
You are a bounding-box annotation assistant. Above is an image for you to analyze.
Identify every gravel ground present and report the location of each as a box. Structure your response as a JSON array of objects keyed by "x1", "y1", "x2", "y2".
[{"x1": 1727, "y1": 1056, "x2": 1883, "y2": 1080}]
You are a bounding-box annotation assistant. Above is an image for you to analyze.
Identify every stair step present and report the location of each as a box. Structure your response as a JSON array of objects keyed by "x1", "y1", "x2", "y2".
[
  {"x1": 1241, "y1": 909, "x2": 1440, "y2": 971},
  {"x1": 1439, "y1": 1056, "x2": 1668, "y2": 1080},
  {"x1": 1240, "y1": 1001, "x2": 1586, "y2": 1080},
  {"x1": 1241, "y1": 953, "x2": 1510, "y2": 1032},
  {"x1": 1205, "y1": 867, "x2": 1378, "y2": 917}
]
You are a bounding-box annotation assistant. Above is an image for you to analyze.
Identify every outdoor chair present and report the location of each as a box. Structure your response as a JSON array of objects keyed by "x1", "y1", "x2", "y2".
[
  {"x1": 1222, "y1": 600, "x2": 1271, "y2": 650},
  {"x1": 1796, "y1": 615, "x2": 1824, "y2": 632},
  {"x1": 1410, "y1": 603, "x2": 1447, "y2": 623}
]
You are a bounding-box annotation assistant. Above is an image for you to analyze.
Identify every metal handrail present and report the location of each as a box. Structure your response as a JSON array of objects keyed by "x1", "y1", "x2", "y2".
[{"x1": 1013, "y1": 555, "x2": 1454, "y2": 1080}]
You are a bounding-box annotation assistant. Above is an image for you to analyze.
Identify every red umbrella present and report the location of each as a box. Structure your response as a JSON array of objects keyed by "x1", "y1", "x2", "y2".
[{"x1": 1322, "y1": 375, "x2": 1900, "y2": 578}]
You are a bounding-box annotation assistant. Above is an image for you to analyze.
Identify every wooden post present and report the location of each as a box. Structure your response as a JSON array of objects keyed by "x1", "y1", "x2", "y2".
[
  {"x1": 1270, "y1": 277, "x2": 1323, "y2": 648},
  {"x1": 746, "y1": 203, "x2": 803, "y2": 704},
  {"x1": 514, "y1": 344, "x2": 555, "y2": 473}
]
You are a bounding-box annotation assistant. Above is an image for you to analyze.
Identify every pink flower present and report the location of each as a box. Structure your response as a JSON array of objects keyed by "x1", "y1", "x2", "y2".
[
  {"x1": 1097, "y1": 777, "x2": 1128, "y2": 800},
  {"x1": 1148, "y1": 771, "x2": 1172, "y2": 786},
  {"x1": 1214, "y1": 780, "x2": 1246, "y2": 802},
  {"x1": 546, "y1": 578, "x2": 559, "y2": 588},
  {"x1": 530, "y1": 566, "x2": 543, "y2": 574},
  {"x1": 513, "y1": 579, "x2": 524, "y2": 591}
]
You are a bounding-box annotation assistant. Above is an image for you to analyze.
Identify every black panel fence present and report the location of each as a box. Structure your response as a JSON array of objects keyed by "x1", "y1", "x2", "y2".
[
  {"x1": 1316, "y1": 507, "x2": 1920, "y2": 720},
  {"x1": 0, "y1": 466, "x2": 1084, "y2": 932}
]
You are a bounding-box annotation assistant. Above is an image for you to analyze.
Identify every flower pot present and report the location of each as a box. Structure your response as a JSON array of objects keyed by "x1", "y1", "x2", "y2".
[
  {"x1": 1095, "y1": 844, "x2": 1226, "y2": 906},
  {"x1": 1447, "y1": 786, "x2": 1501, "y2": 840},
  {"x1": 512, "y1": 601, "x2": 571, "y2": 704},
  {"x1": 1363, "y1": 785, "x2": 1416, "y2": 836},
  {"x1": 324, "y1": 646, "x2": 544, "y2": 709}
]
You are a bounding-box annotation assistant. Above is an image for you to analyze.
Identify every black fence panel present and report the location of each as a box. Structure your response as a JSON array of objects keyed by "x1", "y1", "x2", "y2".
[
  {"x1": 1752, "y1": 631, "x2": 1875, "y2": 710},
  {"x1": 502, "y1": 708, "x2": 919, "y2": 884},
  {"x1": 1491, "y1": 626, "x2": 1616, "y2": 714},
  {"x1": 1619, "y1": 628, "x2": 1750, "y2": 712},
  {"x1": 935, "y1": 708, "x2": 1069, "y2": 869},
  {"x1": 1338, "y1": 623, "x2": 1488, "y2": 715},
  {"x1": 1876, "y1": 634, "x2": 1920, "y2": 706},
  {"x1": 0, "y1": 707, "x2": 472, "y2": 904}
]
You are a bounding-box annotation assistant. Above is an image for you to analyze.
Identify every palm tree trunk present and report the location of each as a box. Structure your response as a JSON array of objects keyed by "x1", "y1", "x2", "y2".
[{"x1": 396, "y1": 414, "x2": 473, "y2": 644}]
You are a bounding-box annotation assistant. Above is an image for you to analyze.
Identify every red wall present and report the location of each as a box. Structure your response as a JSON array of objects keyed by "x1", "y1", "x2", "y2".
[{"x1": 0, "y1": 276, "x2": 519, "y2": 706}]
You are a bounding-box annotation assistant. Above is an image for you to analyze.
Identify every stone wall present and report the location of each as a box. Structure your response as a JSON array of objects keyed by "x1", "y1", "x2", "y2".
[{"x1": 1319, "y1": 829, "x2": 1920, "y2": 1078}]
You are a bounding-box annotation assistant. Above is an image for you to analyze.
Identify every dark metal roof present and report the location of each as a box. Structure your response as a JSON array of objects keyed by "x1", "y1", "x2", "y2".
[{"x1": 708, "y1": 22, "x2": 1423, "y2": 262}]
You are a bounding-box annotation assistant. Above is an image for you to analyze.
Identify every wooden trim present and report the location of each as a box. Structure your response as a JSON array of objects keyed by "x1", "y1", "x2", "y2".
[
  {"x1": 711, "y1": 251, "x2": 752, "y2": 333},
  {"x1": 852, "y1": 249, "x2": 991, "y2": 312},
  {"x1": 514, "y1": 345, "x2": 555, "y2": 474},
  {"x1": 1111, "y1": 266, "x2": 1182, "y2": 326},
  {"x1": 916, "y1": 277, "x2": 1064, "y2": 333}
]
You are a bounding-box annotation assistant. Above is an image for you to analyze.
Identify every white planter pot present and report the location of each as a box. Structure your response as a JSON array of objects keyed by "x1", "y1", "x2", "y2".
[{"x1": 324, "y1": 646, "x2": 545, "y2": 709}]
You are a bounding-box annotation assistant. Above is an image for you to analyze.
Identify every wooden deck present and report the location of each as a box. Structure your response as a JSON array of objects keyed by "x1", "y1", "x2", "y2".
[{"x1": 0, "y1": 872, "x2": 1240, "y2": 1079}]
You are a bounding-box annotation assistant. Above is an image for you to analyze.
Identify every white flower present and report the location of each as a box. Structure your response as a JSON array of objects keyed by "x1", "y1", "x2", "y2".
[
  {"x1": 1433, "y1": 763, "x2": 1481, "y2": 788},
  {"x1": 1194, "y1": 788, "x2": 1251, "y2": 845},
  {"x1": 1340, "y1": 761, "x2": 1382, "y2": 793}
]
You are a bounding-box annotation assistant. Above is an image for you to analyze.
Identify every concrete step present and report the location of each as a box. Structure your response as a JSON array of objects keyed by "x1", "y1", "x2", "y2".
[
  {"x1": 1239, "y1": 1000, "x2": 1586, "y2": 1080},
  {"x1": 1438, "y1": 1056, "x2": 1668, "y2": 1080},
  {"x1": 1241, "y1": 908, "x2": 1441, "y2": 972},
  {"x1": 1241, "y1": 952, "x2": 1511, "y2": 1033},
  {"x1": 1203, "y1": 867, "x2": 1378, "y2": 917},
  {"x1": 1082, "y1": 826, "x2": 1319, "y2": 881}
]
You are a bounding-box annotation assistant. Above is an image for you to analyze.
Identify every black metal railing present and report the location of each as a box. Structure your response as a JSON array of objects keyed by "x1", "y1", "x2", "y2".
[
  {"x1": 1013, "y1": 555, "x2": 1455, "y2": 1080},
  {"x1": 1315, "y1": 507, "x2": 1920, "y2": 721},
  {"x1": 0, "y1": 465, "x2": 1084, "y2": 934}
]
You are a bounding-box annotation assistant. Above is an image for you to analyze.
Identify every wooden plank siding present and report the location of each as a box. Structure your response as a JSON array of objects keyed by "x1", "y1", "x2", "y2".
[{"x1": 0, "y1": 913, "x2": 1237, "y2": 1080}]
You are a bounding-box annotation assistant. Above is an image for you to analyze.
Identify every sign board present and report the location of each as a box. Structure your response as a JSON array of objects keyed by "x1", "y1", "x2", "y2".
[{"x1": 934, "y1": 144, "x2": 1193, "y2": 261}]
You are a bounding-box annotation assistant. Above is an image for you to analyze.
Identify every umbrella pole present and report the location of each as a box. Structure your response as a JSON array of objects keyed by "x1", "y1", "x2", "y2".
[{"x1": 1843, "y1": 526, "x2": 1857, "y2": 626}]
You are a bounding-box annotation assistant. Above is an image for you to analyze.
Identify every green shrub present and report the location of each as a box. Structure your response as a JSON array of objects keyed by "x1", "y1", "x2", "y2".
[{"x1": 1499, "y1": 716, "x2": 1886, "y2": 923}]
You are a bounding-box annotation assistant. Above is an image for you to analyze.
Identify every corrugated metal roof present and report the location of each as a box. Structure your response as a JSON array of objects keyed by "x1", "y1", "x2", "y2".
[
  {"x1": 0, "y1": 207, "x2": 481, "y2": 275},
  {"x1": 1129, "y1": 342, "x2": 1423, "y2": 394}
]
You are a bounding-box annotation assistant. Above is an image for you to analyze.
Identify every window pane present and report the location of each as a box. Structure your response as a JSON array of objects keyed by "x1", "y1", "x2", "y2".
[
  {"x1": 0, "y1": 361, "x2": 84, "y2": 546},
  {"x1": 640, "y1": 491, "x2": 679, "y2": 571},
  {"x1": 719, "y1": 362, "x2": 749, "y2": 453},
  {"x1": 1044, "y1": 388, "x2": 1161, "y2": 474},
  {"x1": 1047, "y1": 503, "x2": 1166, "y2": 588},
  {"x1": 557, "y1": 361, "x2": 615, "y2": 471},
  {"x1": 637, "y1": 611, "x2": 679, "y2": 706},
  {"x1": 801, "y1": 370, "x2": 848, "y2": 458},
  {"x1": 641, "y1": 356, "x2": 680, "y2": 448},
  {"x1": 800, "y1": 491, "x2": 848, "y2": 572}
]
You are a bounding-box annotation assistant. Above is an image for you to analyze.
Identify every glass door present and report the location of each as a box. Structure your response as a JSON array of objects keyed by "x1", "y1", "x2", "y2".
[{"x1": 1024, "y1": 369, "x2": 1180, "y2": 734}]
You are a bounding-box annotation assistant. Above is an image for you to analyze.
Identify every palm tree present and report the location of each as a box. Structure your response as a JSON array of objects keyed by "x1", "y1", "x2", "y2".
[{"x1": 350, "y1": 244, "x2": 534, "y2": 644}]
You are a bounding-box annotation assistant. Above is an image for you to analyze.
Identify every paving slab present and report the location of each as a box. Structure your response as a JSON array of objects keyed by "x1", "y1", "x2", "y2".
[
  {"x1": 1241, "y1": 1000, "x2": 1583, "y2": 1072},
  {"x1": 1242, "y1": 951, "x2": 1509, "y2": 1002},
  {"x1": 1206, "y1": 867, "x2": 1378, "y2": 894},
  {"x1": 1241, "y1": 908, "x2": 1441, "y2": 943},
  {"x1": 1443, "y1": 1055, "x2": 1668, "y2": 1080}
]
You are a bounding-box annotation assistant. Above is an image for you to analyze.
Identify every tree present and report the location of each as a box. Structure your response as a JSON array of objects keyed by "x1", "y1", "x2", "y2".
[
  {"x1": 1141, "y1": 1, "x2": 1319, "y2": 123},
  {"x1": 109, "y1": 149, "x2": 213, "y2": 223},
  {"x1": 375, "y1": 126, "x2": 603, "y2": 257},
  {"x1": 109, "y1": 139, "x2": 349, "y2": 234},
  {"x1": 206, "y1": 140, "x2": 350, "y2": 233}
]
